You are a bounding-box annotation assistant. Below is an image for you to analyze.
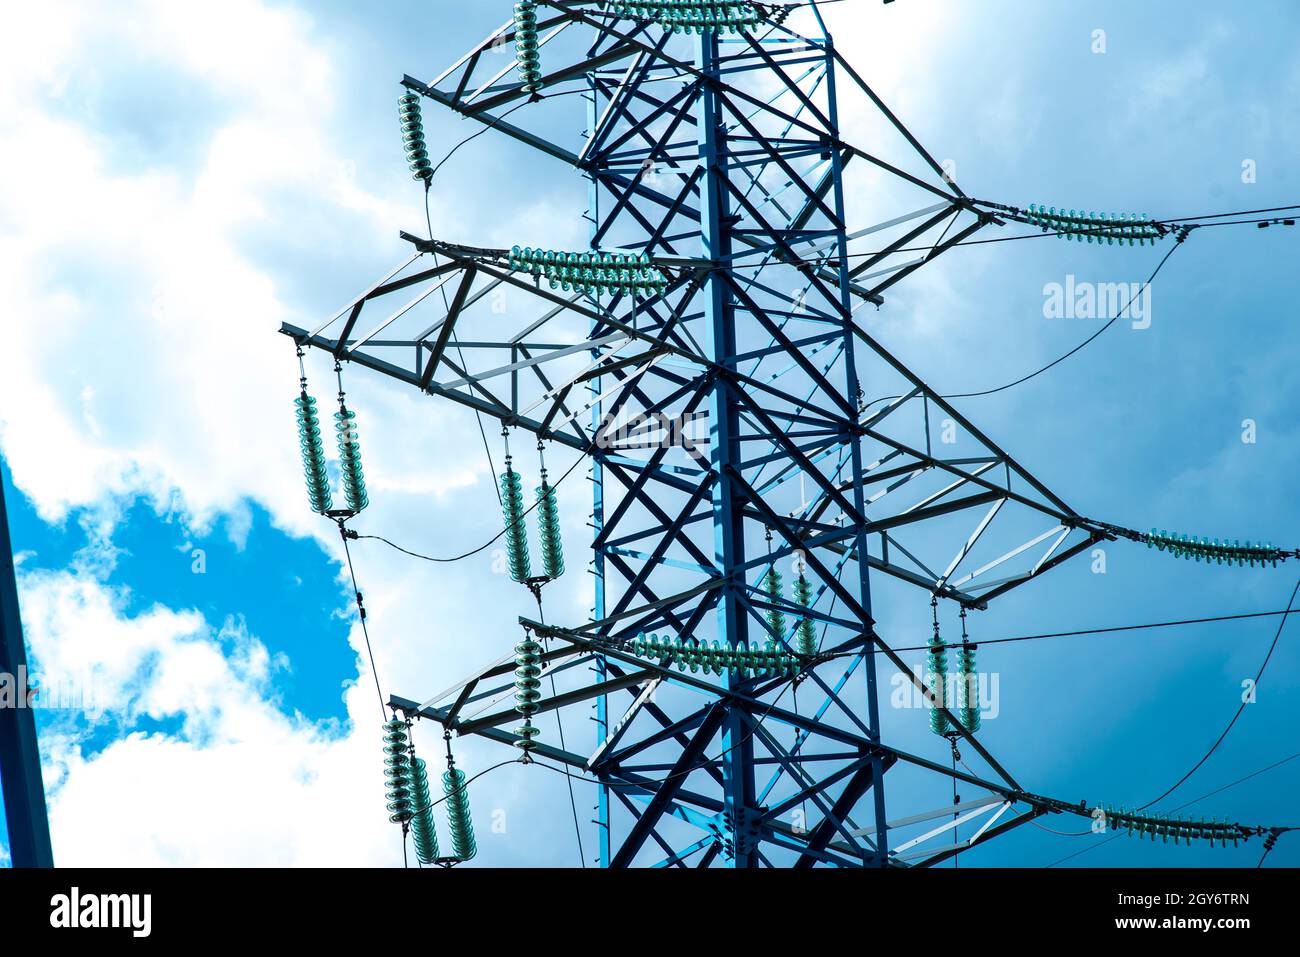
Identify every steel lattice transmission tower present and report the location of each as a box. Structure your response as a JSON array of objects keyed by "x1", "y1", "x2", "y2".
[{"x1": 284, "y1": 1, "x2": 1113, "y2": 867}]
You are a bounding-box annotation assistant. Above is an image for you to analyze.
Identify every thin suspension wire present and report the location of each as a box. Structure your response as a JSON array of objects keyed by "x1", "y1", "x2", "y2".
[
  {"x1": 1034, "y1": 582, "x2": 1300, "y2": 868},
  {"x1": 1258, "y1": 840, "x2": 1278, "y2": 868},
  {"x1": 726, "y1": 206, "x2": 1298, "y2": 266},
  {"x1": 962, "y1": 746, "x2": 1298, "y2": 852},
  {"x1": 531, "y1": 589, "x2": 588, "y2": 868},
  {"x1": 943, "y1": 237, "x2": 1185, "y2": 399},
  {"x1": 950, "y1": 743, "x2": 961, "y2": 868},
  {"x1": 424, "y1": 89, "x2": 586, "y2": 186},
  {"x1": 428, "y1": 239, "x2": 503, "y2": 506},
  {"x1": 869, "y1": 606, "x2": 1300, "y2": 655},
  {"x1": 339, "y1": 523, "x2": 388, "y2": 721},
  {"x1": 348, "y1": 444, "x2": 588, "y2": 562},
  {"x1": 413, "y1": 88, "x2": 589, "y2": 504},
  {"x1": 1135, "y1": 576, "x2": 1300, "y2": 810},
  {"x1": 408, "y1": 757, "x2": 524, "y2": 816},
  {"x1": 1146, "y1": 203, "x2": 1300, "y2": 224}
]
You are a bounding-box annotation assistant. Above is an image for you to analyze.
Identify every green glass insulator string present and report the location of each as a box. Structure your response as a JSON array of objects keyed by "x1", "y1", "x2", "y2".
[
  {"x1": 295, "y1": 390, "x2": 333, "y2": 515},
  {"x1": 293, "y1": 347, "x2": 333, "y2": 514},
  {"x1": 793, "y1": 569, "x2": 817, "y2": 658},
  {"x1": 398, "y1": 92, "x2": 433, "y2": 185},
  {"x1": 443, "y1": 757, "x2": 478, "y2": 861},
  {"x1": 382, "y1": 720, "x2": 415, "y2": 824},
  {"x1": 1024, "y1": 204, "x2": 1163, "y2": 245},
  {"x1": 498, "y1": 428, "x2": 531, "y2": 583},
  {"x1": 335, "y1": 404, "x2": 369, "y2": 514},
  {"x1": 607, "y1": 1, "x2": 762, "y2": 33},
  {"x1": 1100, "y1": 806, "x2": 1245, "y2": 847},
  {"x1": 927, "y1": 598, "x2": 950, "y2": 736},
  {"x1": 956, "y1": 610, "x2": 980, "y2": 732},
  {"x1": 507, "y1": 246, "x2": 668, "y2": 297},
  {"x1": 1142, "y1": 528, "x2": 1286, "y2": 567},
  {"x1": 763, "y1": 565, "x2": 787, "y2": 641},
  {"x1": 333, "y1": 361, "x2": 369, "y2": 515},
  {"x1": 500, "y1": 469, "x2": 532, "y2": 587},
  {"x1": 513, "y1": 631, "x2": 543, "y2": 753},
  {"x1": 535, "y1": 481, "x2": 563, "y2": 579},
  {"x1": 514, "y1": 1, "x2": 543, "y2": 94},
  {"x1": 535, "y1": 443, "x2": 564, "y2": 581},
  {"x1": 956, "y1": 646, "x2": 979, "y2": 732},
  {"x1": 626, "y1": 633, "x2": 801, "y2": 677},
  {"x1": 408, "y1": 756, "x2": 441, "y2": 865}
]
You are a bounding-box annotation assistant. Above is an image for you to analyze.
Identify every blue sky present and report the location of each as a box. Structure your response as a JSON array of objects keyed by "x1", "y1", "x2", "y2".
[{"x1": 0, "y1": 0, "x2": 1297, "y2": 867}]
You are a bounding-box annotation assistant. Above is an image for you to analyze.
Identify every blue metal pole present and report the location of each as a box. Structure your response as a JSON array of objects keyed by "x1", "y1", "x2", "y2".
[
  {"x1": 698, "y1": 29, "x2": 757, "y2": 868},
  {"x1": 821, "y1": 32, "x2": 889, "y2": 865},
  {"x1": 587, "y1": 72, "x2": 612, "y2": 869},
  {"x1": 0, "y1": 472, "x2": 54, "y2": 867}
]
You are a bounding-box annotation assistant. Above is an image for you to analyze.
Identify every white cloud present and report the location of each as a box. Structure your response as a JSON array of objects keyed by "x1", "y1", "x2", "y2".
[
  {"x1": 21, "y1": 565, "x2": 397, "y2": 866},
  {"x1": 0, "y1": 0, "x2": 524, "y2": 867},
  {"x1": 22, "y1": 560, "x2": 592, "y2": 867},
  {"x1": 0, "y1": 0, "x2": 472, "y2": 535}
]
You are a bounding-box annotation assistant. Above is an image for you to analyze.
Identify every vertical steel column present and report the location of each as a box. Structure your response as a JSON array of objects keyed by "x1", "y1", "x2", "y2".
[
  {"x1": 586, "y1": 72, "x2": 612, "y2": 869},
  {"x1": 0, "y1": 475, "x2": 54, "y2": 867},
  {"x1": 698, "y1": 31, "x2": 757, "y2": 868},
  {"x1": 822, "y1": 35, "x2": 889, "y2": 865}
]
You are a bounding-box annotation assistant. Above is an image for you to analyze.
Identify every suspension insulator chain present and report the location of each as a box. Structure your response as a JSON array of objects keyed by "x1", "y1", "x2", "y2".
[
  {"x1": 443, "y1": 745, "x2": 478, "y2": 861},
  {"x1": 382, "y1": 719, "x2": 415, "y2": 824},
  {"x1": 408, "y1": 755, "x2": 441, "y2": 865},
  {"x1": 1142, "y1": 528, "x2": 1288, "y2": 567},
  {"x1": 513, "y1": 631, "x2": 543, "y2": 754},
  {"x1": 335, "y1": 403, "x2": 369, "y2": 514},
  {"x1": 793, "y1": 570, "x2": 817, "y2": 658},
  {"x1": 763, "y1": 566, "x2": 786, "y2": 641},
  {"x1": 295, "y1": 390, "x2": 333, "y2": 514},
  {"x1": 514, "y1": 1, "x2": 543, "y2": 94},
  {"x1": 927, "y1": 598, "x2": 950, "y2": 736},
  {"x1": 1023, "y1": 204, "x2": 1163, "y2": 245},
  {"x1": 500, "y1": 463, "x2": 532, "y2": 583},
  {"x1": 398, "y1": 92, "x2": 433, "y2": 185},
  {"x1": 1100, "y1": 806, "x2": 1250, "y2": 847},
  {"x1": 508, "y1": 246, "x2": 668, "y2": 297},
  {"x1": 535, "y1": 482, "x2": 564, "y2": 581},
  {"x1": 956, "y1": 608, "x2": 980, "y2": 732},
  {"x1": 607, "y1": 1, "x2": 763, "y2": 34},
  {"x1": 535, "y1": 443, "x2": 564, "y2": 581},
  {"x1": 627, "y1": 633, "x2": 801, "y2": 677},
  {"x1": 956, "y1": 646, "x2": 979, "y2": 732}
]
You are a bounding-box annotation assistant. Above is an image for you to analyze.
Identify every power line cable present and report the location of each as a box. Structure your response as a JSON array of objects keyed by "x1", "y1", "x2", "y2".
[
  {"x1": 942, "y1": 236, "x2": 1185, "y2": 399},
  {"x1": 1040, "y1": 576, "x2": 1300, "y2": 868},
  {"x1": 347, "y1": 443, "x2": 588, "y2": 562},
  {"x1": 1135, "y1": 576, "x2": 1300, "y2": 810},
  {"x1": 531, "y1": 590, "x2": 588, "y2": 868},
  {"x1": 1174, "y1": 750, "x2": 1300, "y2": 813},
  {"x1": 424, "y1": 88, "x2": 587, "y2": 186},
  {"x1": 726, "y1": 205, "x2": 1297, "y2": 267},
  {"x1": 873, "y1": 606, "x2": 1300, "y2": 655},
  {"x1": 339, "y1": 523, "x2": 389, "y2": 721},
  {"x1": 968, "y1": 743, "x2": 1300, "y2": 859},
  {"x1": 1148, "y1": 203, "x2": 1300, "y2": 224}
]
